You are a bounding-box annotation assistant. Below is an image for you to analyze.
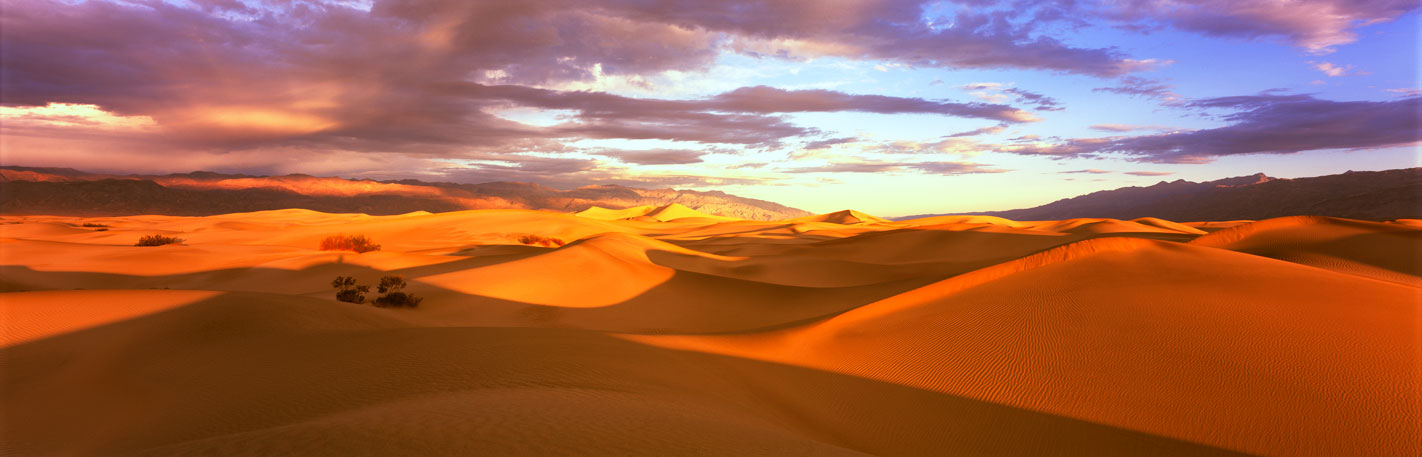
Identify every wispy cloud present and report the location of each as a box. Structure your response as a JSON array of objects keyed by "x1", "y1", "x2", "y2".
[
  {"x1": 783, "y1": 160, "x2": 1008, "y2": 175},
  {"x1": 1089, "y1": 124, "x2": 1176, "y2": 132},
  {"x1": 1093, "y1": 76, "x2": 1184, "y2": 105}
]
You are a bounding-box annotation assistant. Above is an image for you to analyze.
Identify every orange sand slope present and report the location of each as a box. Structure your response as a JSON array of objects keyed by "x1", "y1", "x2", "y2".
[{"x1": 1, "y1": 209, "x2": 1417, "y2": 456}]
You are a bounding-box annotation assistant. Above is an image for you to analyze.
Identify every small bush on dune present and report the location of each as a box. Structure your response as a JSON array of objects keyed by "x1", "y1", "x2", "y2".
[
  {"x1": 516, "y1": 234, "x2": 565, "y2": 247},
  {"x1": 331, "y1": 275, "x2": 369, "y2": 304},
  {"x1": 81, "y1": 223, "x2": 108, "y2": 228},
  {"x1": 373, "y1": 275, "x2": 422, "y2": 308},
  {"x1": 320, "y1": 234, "x2": 381, "y2": 253},
  {"x1": 135, "y1": 234, "x2": 184, "y2": 246},
  {"x1": 330, "y1": 274, "x2": 421, "y2": 308}
]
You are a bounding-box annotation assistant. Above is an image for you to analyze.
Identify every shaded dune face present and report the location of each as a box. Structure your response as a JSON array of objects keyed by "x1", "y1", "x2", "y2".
[{"x1": 1, "y1": 209, "x2": 1418, "y2": 456}]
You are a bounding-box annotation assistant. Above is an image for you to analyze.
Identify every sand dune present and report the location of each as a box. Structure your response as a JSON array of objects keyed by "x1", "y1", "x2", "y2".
[
  {"x1": 2, "y1": 211, "x2": 1417, "y2": 456},
  {"x1": 790, "y1": 209, "x2": 891, "y2": 225}
]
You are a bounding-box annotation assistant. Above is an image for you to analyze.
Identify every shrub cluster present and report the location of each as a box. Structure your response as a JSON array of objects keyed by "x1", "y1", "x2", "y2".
[
  {"x1": 320, "y1": 234, "x2": 381, "y2": 253},
  {"x1": 135, "y1": 234, "x2": 184, "y2": 246},
  {"x1": 516, "y1": 234, "x2": 565, "y2": 247},
  {"x1": 81, "y1": 223, "x2": 108, "y2": 228},
  {"x1": 332, "y1": 275, "x2": 422, "y2": 308}
]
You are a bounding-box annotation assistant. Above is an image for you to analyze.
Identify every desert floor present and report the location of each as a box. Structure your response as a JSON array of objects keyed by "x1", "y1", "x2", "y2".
[{"x1": 1, "y1": 205, "x2": 1418, "y2": 456}]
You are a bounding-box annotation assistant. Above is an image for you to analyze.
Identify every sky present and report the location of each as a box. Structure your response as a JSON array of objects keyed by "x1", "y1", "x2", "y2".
[{"x1": 1, "y1": 0, "x2": 1419, "y2": 216}]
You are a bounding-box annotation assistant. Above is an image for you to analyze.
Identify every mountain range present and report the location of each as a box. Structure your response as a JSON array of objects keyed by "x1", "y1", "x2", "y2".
[
  {"x1": 0, "y1": 166, "x2": 811, "y2": 220},
  {"x1": 900, "y1": 168, "x2": 1421, "y2": 222}
]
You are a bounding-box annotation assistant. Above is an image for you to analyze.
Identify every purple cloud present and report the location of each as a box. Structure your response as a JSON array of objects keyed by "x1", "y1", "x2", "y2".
[
  {"x1": 1002, "y1": 88, "x2": 1063, "y2": 111},
  {"x1": 996, "y1": 95, "x2": 1422, "y2": 163},
  {"x1": 1100, "y1": 0, "x2": 1419, "y2": 52},
  {"x1": 804, "y1": 137, "x2": 860, "y2": 150},
  {"x1": 597, "y1": 149, "x2": 707, "y2": 165},
  {"x1": 1093, "y1": 76, "x2": 1183, "y2": 105}
]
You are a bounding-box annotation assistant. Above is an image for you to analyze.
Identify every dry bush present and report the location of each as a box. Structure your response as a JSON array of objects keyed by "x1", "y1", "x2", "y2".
[
  {"x1": 320, "y1": 234, "x2": 381, "y2": 253},
  {"x1": 331, "y1": 276, "x2": 369, "y2": 304},
  {"x1": 135, "y1": 234, "x2": 184, "y2": 246},
  {"x1": 373, "y1": 275, "x2": 422, "y2": 308},
  {"x1": 516, "y1": 234, "x2": 565, "y2": 247},
  {"x1": 330, "y1": 275, "x2": 421, "y2": 307},
  {"x1": 81, "y1": 223, "x2": 108, "y2": 228}
]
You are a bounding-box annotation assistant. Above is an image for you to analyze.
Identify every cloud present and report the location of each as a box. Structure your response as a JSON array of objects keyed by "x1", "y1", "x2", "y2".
[
  {"x1": 438, "y1": 154, "x2": 771, "y2": 188},
  {"x1": 1387, "y1": 88, "x2": 1422, "y2": 97},
  {"x1": 1100, "y1": 0, "x2": 1419, "y2": 52},
  {"x1": 960, "y1": 83, "x2": 1063, "y2": 111},
  {"x1": 1124, "y1": 171, "x2": 1173, "y2": 176},
  {"x1": 804, "y1": 136, "x2": 859, "y2": 150},
  {"x1": 1002, "y1": 88, "x2": 1064, "y2": 111},
  {"x1": 706, "y1": 86, "x2": 1036, "y2": 122},
  {"x1": 995, "y1": 95, "x2": 1422, "y2": 163},
  {"x1": 1089, "y1": 124, "x2": 1175, "y2": 132},
  {"x1": 2, "y1": 0, "x2": 1069, "y2": 162},
  {"x1": 1309, "y1": 61, "x2": 1355, "y2": 77},
  {"x1": 945, "y1": 124, "x2": 1009, "y2": 138},
  {"x1": 1060, "y1": 169, "x2": 1112, "y2": 174},
  {"x1": 961, "y1": 82, "x2": 1006, "y2": 90},
  {"x1": 699, "y1": 4, "x2": 1147, "y2": 76},
  {"x1": 1093, "y1": 76, "x2": 1184, "y2": 105},
  {"x1": 869, "y1": 138, "x2": 985, "y2": 155},
  {"x1": 783, "y1": 160, "x2": 1007, "y2": 175},
  {"x1": 596, "y1": 149, "x2": 707, "y2": 165}
]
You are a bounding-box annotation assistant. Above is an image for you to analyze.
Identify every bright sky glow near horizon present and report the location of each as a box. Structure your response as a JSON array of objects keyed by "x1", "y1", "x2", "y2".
[{"x1": 1, "y1": 0, "x2": 1419, "y2": 216}]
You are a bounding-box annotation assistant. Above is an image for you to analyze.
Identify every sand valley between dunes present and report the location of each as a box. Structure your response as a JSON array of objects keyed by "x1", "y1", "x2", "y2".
[{"x1": 1, "y1": 205, "x2": 1418, "y2": 456}]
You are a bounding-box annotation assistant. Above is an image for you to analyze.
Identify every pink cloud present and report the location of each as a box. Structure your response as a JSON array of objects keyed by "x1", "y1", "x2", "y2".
[{"x1": 1102, "y1": 0, "x2": 1418, "y2": 52}]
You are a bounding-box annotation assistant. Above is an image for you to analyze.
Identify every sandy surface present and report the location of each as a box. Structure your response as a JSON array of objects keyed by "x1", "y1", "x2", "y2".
[{"x1": 1, "y1": 207, "x2": 1417, "y2": 456}]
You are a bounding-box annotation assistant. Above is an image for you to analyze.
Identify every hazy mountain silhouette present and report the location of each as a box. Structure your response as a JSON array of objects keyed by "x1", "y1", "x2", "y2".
[
  {"x1": 0, "y1": 166, "x2": 811, "y2": 220},
  {"x1": 899, "y1": 168, "x2": 1421, "y2": 221}
]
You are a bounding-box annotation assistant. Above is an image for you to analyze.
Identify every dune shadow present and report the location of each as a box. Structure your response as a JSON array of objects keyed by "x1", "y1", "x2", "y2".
[{"x1": 0, "y1": 296, "x2": 1252, "y2": 457}]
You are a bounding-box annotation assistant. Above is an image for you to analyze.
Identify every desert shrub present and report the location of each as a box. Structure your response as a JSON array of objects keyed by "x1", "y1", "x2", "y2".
[
  {"x1": 81, "y1": 223, "x2": 108, "y2": 228},
  {"x1": 516, "y1": 234, "x2": 565, "y2": 247},
  {"x1": 331, "y1": 275, "x2": 369, "y2": 304},
  {"x1": 320, "y1": 234, "x2": 381, "y2": 253},
  {"x1": 135, "y1": 234, "x2": 184, "y2": 246},
  {"x1": 329, "y1": 275, "x2": 421, "y2": 307},
  {"x1": 373, "y1": 275, "x2": 422, "y2": 308},
  {"x1": 94, "y1": 228, "x2": 109, "y2": 232}
]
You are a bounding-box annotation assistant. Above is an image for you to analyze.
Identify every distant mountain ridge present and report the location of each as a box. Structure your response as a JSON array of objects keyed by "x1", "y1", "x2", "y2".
[
  {"x1": 0, "y1": 166, "x2": 812, "y2": 220},
  {"x1": 899, "y1": 168, "x2": 1422, "y2": 222}
]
